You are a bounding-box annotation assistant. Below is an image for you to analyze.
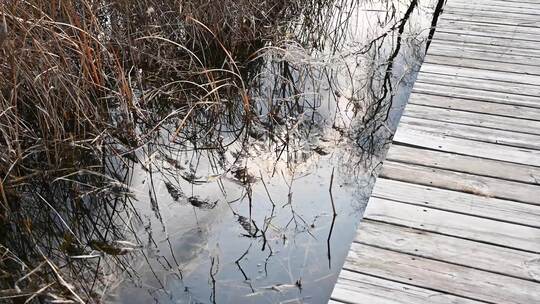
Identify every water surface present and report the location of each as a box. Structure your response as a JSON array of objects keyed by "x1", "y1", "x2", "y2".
[{"x1": 106, "y1": 1, "x2": 439, "y2": 303}]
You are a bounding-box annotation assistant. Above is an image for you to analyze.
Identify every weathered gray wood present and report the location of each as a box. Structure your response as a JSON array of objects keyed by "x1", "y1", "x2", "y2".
[
  {"x1": 438, "y1": 18, "x2": 540, "y2": 36},
  {"x1": 452, "y1": 0, "x2": 540, "y2": 6},
  {"x1": 403, "y1": 104, "x2": 540, "y2": 136},
  {"x1": 445, "y1": 7, "x2": 540, "y2": 21},
  {"x1": 437, "y1": 25, "x2": 540, "y2": 43},
  {"x1": 442, "y1": 12, "x2": 540, "y2": 28},
  {"x1": 446, "y1": 3, "x2": 540, "y2": 17},
  {"x1": 438, "y1": 20, "x2": 540, "y2": 42},
  {"x1": 420, "y1": 63, "x2": 540, "y2": 86},
  {"x1": 429, "y1": 38, "x2": 540, "y2": 59},
  {"x1": 408, "y1": 93, "x2": 540, "y2": 121},
  {"x1": 364, "y1": 198, "x2": 540, "y2": 252},
  {"x1": 399, "y1": 116, "x2": 540, "y2": 150},
  {"x1": 332, "y1": 270, "x2": 484, "y2": 304},
  {"x1": 437, "y1": 26, "x2": 540, "y2": 43},
  {"x1": 356, "y1": 220, "x2": 540, "y2": 281},
  {"x1": 393, "y1": 125, "x2": 540, "y2": 168},
  {"x1": 412, "y1": 83, "x2": 540, "y2": 109},
  {"x1": 343, "y1": 243, "x2": 540, "y2": 304},
  {"x1": 429, "y1": 46, "x2": 540, "y2": 67},
  {"x1": 380, "y1": 160, "x2": 540, "y2": 205},
  {"x1": 450, "y1": 0, "x2": 540, "y2": 10},
  {"x1": 432, "y1": 31, "x2": 540, "y2": 52},
  {"x1": 384, "y1": 145, "x2": 540, "y2": 185},
  {"x1": 415, "y1": 72, "x2": 540, "y2": 97},
  {"x1": 372, "y1": 177, "x2": 540, "y2": 228},
  {"x1": 424, "y1": 54, "x2": 540, "y2": 76}
]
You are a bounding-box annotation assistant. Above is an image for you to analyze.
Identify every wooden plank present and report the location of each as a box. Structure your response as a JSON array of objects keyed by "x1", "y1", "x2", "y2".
[
  {"x1": 429, "y1": 40, "x2": 540, "y2": 58},
  {"x1": 432, "y1": 31, "x2": 540, "y2": 52},
  {"x1": 423, "y1": 54, "x2": 540, "y2": 76},
  {"x1": 385, "y1": 145, "x2": 540, "y2": 185},
  {"x1": 380, "y1": 160, "x2": 540, "y2": 205},
  {"x1": 372, "y1": 178, "x2": 540, "y2": 227},
  {"x1": 446, "y1": 3, "x2": 540, "y2": 16},
  {"x1": 420, "y1": 63, "x2": 540, "y2": 86},
  {"x1": 436, "y1": 22, "x2": 540, "y2": 42},
  {"x1": 393, "y1": 126, "x2": 540, "y2": 167},
  {"x1": 412, "y1": 83, "x2": 540, "y2": 109},
  {"x1": 442, "y1": 12, "x2": 540, "y2": 28},
  {"x1": 438, "y1": 18, "x2": 540, "y2": 37},
  {"x1": 404, "y1": 104, "x2": 540, "y2": 136},
  {"x1": 432, "y1": 42, "x2": 540, "y2": 61},
  {"x1": 356, "y1": 220, "x2": 540, "y2": 281},
  {"x1": 452, "y1": 0, "x2": 540, "y2": 6},
  {"x1": 450, "y1": 0, "x2": 540, "y2": 10},
  {"x1": 415, "y1": 72, "x2": 540, "y2": 97},
  {"x1": 399, "y1": 116, "x2": 540, "y2": 150},
  {"x1": 437, "y1": 25, "x2": 540, "y2": 43},
  {"x1": 425, "y1": 47, "x2": 540, "y2": 69},
  {"x1": 445, "y1": 7, "x2": 540, "y2": 22},
  {"x1": 445, "y1": 7, "x2": 540, "y2": 20},
  {"x1": 343, "y1": 243, "x2": 540, "y2": 304},
  {"x1": 332, "y1": 270, "x2": 484, "y2": 304},
  {"x1": 364, "y1": 198, "x2": 540, "y2": 252},
  {"x1": 408, "y1": 93, "x2": 540, "y2": 121}
]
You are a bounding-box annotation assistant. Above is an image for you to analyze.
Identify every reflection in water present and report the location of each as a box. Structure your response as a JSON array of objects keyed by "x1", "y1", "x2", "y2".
[{"x1": 0, "y1": 0, "x2": 439, "y2": 303}]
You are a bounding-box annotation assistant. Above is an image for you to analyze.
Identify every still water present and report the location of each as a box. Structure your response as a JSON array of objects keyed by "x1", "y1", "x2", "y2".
[{"x1": 105, "y1": 0, "x2": 440, "y2": 303}]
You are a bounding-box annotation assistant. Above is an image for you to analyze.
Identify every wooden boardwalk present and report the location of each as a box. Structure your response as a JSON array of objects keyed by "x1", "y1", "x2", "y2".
[{"x1": 329, "y1": 0, "x2": 540, "y2": 303}]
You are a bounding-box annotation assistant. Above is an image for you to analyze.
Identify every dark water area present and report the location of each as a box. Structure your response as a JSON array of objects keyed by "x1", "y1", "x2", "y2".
[{"x1": 0, "y1": 0, "x2": 440, "y2": 303}]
